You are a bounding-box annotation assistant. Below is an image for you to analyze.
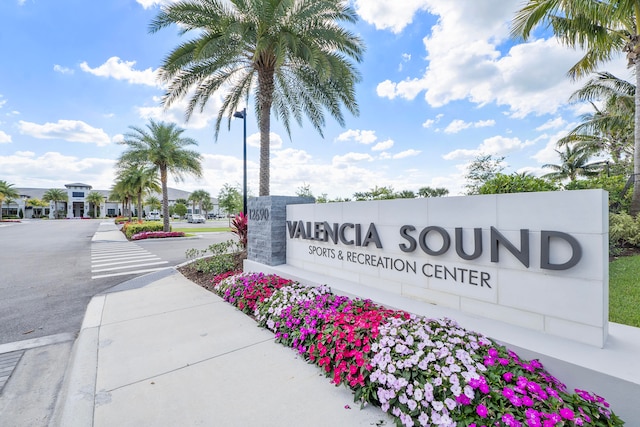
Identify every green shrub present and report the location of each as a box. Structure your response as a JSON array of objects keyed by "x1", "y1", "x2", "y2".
[
  {"x1": 115, "y1": 216, "x2": 139, "y2": 225},
  {"x1": 609, "y1": 212, "x2": 640, "y2": 250},
  {"x1": 479, "y1": 173, "x2": 558, "y2": 194},
  {"x1": 185, "y1": 240, "x2": 245, "y2": 275},
  {"x1": 122, "y1": 221, "x2": 166, "y2": 239},
  {"x1": 564, "y1": 175, "x2": 631, "y2": 213}
]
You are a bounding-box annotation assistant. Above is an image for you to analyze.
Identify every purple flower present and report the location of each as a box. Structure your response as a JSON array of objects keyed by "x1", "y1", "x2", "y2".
[
  {"x1": 559, "y1": 408, "x2": 574, "y2": 420},
  {"x1": 503, "y1": 387, "x2": 515, "y2": 399},
  {"x1": 476, "y1": 404, "x2": 488, "y2": 418},
  {"x1": 503, "y1": 372, "x2": 514, "y2": 382}
]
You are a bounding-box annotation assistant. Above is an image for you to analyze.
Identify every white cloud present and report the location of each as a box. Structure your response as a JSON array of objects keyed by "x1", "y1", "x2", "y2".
[
  {"x1": 372, "y1": 139, "x2": 394, "y2": 151},
  {"x1": 443, "y1": 119, "x2": 471, "y2": 134},
  {"x1": 354, "y1": 0, "x2": 431, "y2": 34},
  {"x1": 111, "y1": 134, "x2": 125, "y2": 144},
  {"x1": 0, "y1": 151, "x2": 116, "y2": 189},
  {"x1": 443, "y1": 118, "x2": 496, "y2": 134},
  {"x1": 135, "y1": 0, "x2": 176, "y2": 8},
  {"x1": 372, "y1": 0, "x2": 596, "y2": 119},
  {"x1": 246, "y1": 132, "x2": 283, "y2": 149},
  {"x1": 53, "y1": 64, "x2": 74, "y2": 75},
  {"x1": 443, "y1": 135, "x2": 533, "y2": 160},
  {"x1": 335, "y1": 129, "x2": 378, "y2": 144},
  {"x1": 0, "y1": 96, "x2": 6, "y2": 109},
  {"x1": 376, "y1": 78, "x2": 427, "y2": 101},
  {"x1": 0, "y1": 130, "x2": 11, "y2": 143},
  {"x1": 531, "y1": 130, "x2": 570, "y2": 164},
  {"x1": 17, "y1": 0, "x2": 26, "y2": 5},
  {"x1": 398, "y1": 53, "x2": 412, "y2": 71},
  {"x1": 393, "y1": 149, "x2": 421, "y2": 159},
  {"x1": 422, "y1": 113, "x2": 443, "y2": 128},
  {"x1": 536, "y1": 117, "x2": 566, "y2": 131},
  {"x1": 475, "y1": 120, "x2": 496, "y2": 128},
  {"x1": 272, "y1": 148, "x2": 313, "y2": 165},
  {"x1": 80, "y1": 56, "x2": 159, "y2": 87},
  {"x1": 18, "y1": 120, "x2": 111, "y2": 146},
  {"x1": 136, "y1": 91, "x2": 222, "y2": 130},
  {"x1": 332, "y1": 152, "x2": 374, "y2": 166}
]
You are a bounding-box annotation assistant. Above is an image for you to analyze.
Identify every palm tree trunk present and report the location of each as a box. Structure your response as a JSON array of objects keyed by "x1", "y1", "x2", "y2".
[
  {"x1": 161, "y1": 167, "x2": 170, "y2": 232},
  {"x1": 631, "y1": 61, "x2": 640, "y2": 216},
  {"x1": 137, "y1": 193, "x2": 143, "y2": 222},
  {"x1": 258, "y1": 67, "x2": 275, "y2": 196}
]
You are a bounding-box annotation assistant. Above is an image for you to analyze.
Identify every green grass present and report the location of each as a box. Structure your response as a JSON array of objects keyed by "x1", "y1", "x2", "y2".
[
  {"x1": 172, "y1": 227, "x2": 231, "y2": 233},
  {"x1": 609, "y1": 255, "x2": 640, "y2": 327}
]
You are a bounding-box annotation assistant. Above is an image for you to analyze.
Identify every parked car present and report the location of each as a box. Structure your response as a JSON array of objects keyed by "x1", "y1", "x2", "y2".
[
  {"x1": 147, "y1": 211, "x2": 161, "y2": 221},
  {"x1": 188, "y1": 214, "x2": 205, "y2": 224}
]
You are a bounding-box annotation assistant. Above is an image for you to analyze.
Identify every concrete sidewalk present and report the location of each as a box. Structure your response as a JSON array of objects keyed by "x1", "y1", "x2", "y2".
[
  {"x1": 52, "y1": 268, "x2": 392, "y2": 427},
  {"x1": 91, "y1": 221, "x2": 128, "y2": 243}
]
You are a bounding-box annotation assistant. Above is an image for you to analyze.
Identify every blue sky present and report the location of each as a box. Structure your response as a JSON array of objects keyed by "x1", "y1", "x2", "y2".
[{"x1": 0, "y1": 0, "x2": 632, "y2": 199}]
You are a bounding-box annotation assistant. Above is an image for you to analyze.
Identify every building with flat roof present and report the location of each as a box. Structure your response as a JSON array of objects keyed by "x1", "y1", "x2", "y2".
[{"x1": 2, "y1": 183, "x2": 219, "y2": 219}]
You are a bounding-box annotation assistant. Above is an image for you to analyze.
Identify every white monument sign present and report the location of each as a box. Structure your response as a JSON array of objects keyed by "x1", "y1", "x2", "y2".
[{"x1": 284, "y1": 190, "x2": 608, "y2": 347}]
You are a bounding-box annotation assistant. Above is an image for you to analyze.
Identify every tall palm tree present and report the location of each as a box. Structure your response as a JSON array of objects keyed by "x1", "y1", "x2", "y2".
[
  {"x1": 42, "y1": 188, "x2": 68, "y2": 219},
  {"x1": 109, "y1": 181, "x2": 132, "y2": 219},
  {"x1": 201, "y1": 198, "x2": 214, "y2": 219},
  {"x1": 188, "y1": 189, "x2": 210, "y2": 215},
  {"x1": 512, "y1": 0, "x2": 640, "y2": 215},
  {"x1": 558, "y1": 72, "x2": 634, "y2": 168},
  {"x1": 542, "y1": 144, "x2": 605, "y2": 182},
  {"x1": 119, "y1": 120, "x2": 203, "y2": 232},
  {"x1": 116, "y1": 164, "x2": 161, "y2": 221},
  {"x1": 150, "y1": 0, "x2": 365, "y2": 196},
  {"x1": 0, "y1": 180, "x2": 19, "y2": 221},
  {"x1": 86, "y1": 191, "x2": 105, "y2": 218},
  {"x1": 26, "y1": 198, "x2": 48, "y2": 218},
  {"x1": 144, "y1": 195, "x2": 162, "y2": 213}
]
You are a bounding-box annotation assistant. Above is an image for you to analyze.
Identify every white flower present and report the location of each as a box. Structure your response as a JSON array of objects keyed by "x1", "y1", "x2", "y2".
[
  {"x1": 431, "y1": 400, "x2": 444, "y2": 411},
  {"x1": 464, "y1": 385, "x2": 475, "y2": 399},
  {"x1": 450, "y1": 384, "x2": 461, "y2": 396},
  {"x1": 444, "y1": 398, "x2": 456, "y2": 410}
]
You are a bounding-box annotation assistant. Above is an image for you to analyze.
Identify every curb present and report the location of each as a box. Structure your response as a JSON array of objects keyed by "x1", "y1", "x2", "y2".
[
  {"x1": 49, "y1": 296, "x2": 105, "y2": 427},
  {"x1": 48, "y1": 268, "x2": 181, "y2": 427}
]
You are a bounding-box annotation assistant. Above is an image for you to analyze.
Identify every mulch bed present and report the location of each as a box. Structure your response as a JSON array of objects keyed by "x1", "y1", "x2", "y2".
[{"x1": 177, "y1": 263, "x2": 217, "y2": 291}]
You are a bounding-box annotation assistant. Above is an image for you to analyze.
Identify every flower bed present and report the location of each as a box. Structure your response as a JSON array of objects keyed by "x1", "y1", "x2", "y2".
[
  {"x1": 131, "y1": 231, "x2": 185, "y2": 240},
  {"x1": 209, "y1": 272, "x2": 623, "y2": 427}
]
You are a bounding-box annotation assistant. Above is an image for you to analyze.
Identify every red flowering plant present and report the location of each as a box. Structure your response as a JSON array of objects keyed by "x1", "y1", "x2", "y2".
[
  {"x1": 213, "y1": 272, "x2": 293, "y2": 315},
  {"x1": 207, "y1": 272, "x2": 624, "y2": 427},
  {"x1": 131, "y1": 231, "x2": 185, "y2": 240},
  {"x1": 309, "y1": 299, "x2": 410, "y2": 400},
  {"x1": 230, "y1": 212, "x2": 248, "y2": 248}
]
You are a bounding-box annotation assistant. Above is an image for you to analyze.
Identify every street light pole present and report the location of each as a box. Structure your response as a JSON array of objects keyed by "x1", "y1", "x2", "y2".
[{"x1": 233, "y1": 108, "x2": 248, "y2": 215}]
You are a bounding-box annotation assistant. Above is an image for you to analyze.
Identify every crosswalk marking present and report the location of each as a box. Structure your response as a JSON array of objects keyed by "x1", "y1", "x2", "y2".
[{"x1": 91, "y1": 242, "x2": 169, "y2": 279}]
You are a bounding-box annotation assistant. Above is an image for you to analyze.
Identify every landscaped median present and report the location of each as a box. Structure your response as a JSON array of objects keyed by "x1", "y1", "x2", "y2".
[{"x1": 205, "y1": 271, "x2": 623, "y2": 427}]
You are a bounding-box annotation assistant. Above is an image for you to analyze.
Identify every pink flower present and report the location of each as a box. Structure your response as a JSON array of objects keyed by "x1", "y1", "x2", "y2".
[
  {"x1": 476, "y1": 404, "x2": 488, "y2": 418},
  {"x1": 559, "y1": 408, "x2": 574, "y2": 420}
]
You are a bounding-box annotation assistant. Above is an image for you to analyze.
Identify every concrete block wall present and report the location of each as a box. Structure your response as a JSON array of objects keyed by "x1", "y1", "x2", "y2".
[{"x1": 247, "y1": 196, "x2": 314, "y2": 266}]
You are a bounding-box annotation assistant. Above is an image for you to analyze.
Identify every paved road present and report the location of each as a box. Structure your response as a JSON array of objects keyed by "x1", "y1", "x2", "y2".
[
  {"x1": 0, "y1": 219, "x2": 235, "y2": 345},
  {"x1": 0, "y1": 218, "x2": 237, "y2": 426},
  {"x1": 0, "y1": 219, "x2": 105, "y2": 345}
]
